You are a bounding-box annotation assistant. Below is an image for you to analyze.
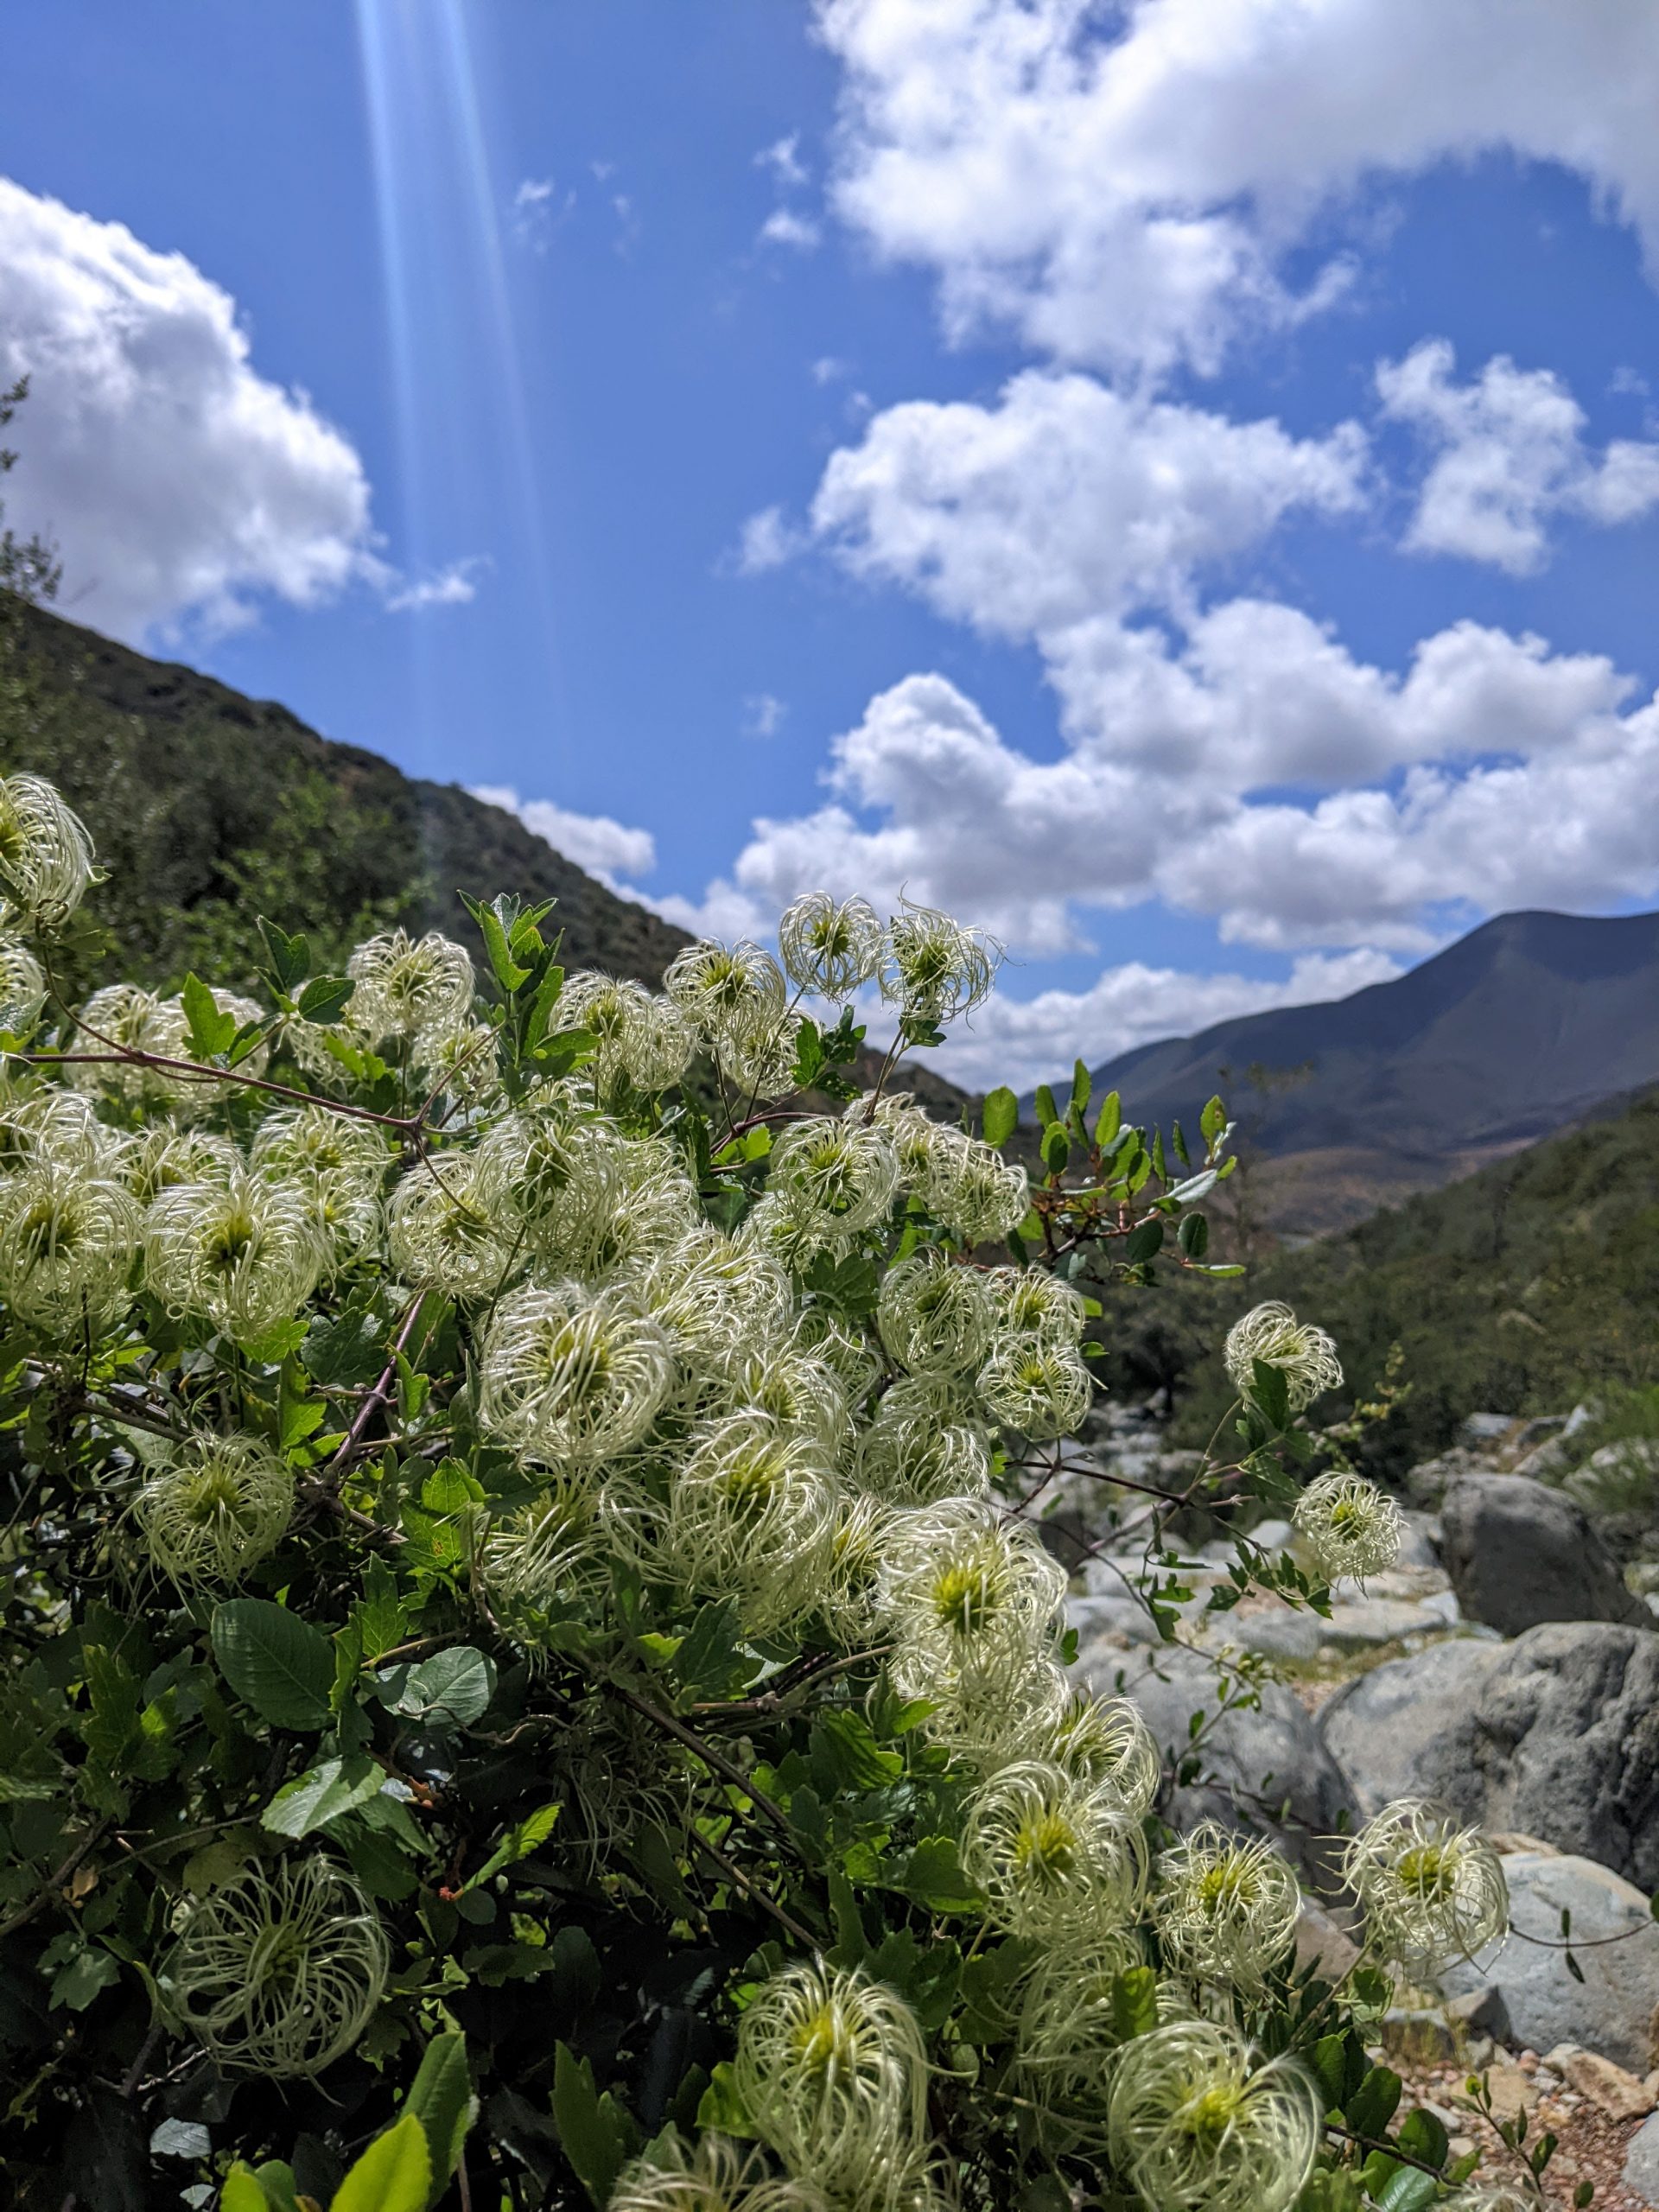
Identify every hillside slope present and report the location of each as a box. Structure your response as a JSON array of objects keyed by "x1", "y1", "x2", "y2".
[
  {"x1": 0, "y1": 599, "x2": 971, "y2": 1112},
  {"x1": 1142, "y1": 1082, "x2": 1659, "y2": 1475},
  {"x1": 1077, "y1": 909, "x2": 1659, "y2": 1233}
]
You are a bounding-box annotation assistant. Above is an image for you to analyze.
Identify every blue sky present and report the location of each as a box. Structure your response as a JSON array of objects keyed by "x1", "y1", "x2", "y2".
[{"x1": 3, "y1": 1, "x2": 1659, "y2": 1084}]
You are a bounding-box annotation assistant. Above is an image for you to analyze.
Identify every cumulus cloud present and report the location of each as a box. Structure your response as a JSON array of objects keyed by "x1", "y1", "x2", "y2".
[
  {"x1": 755, "y1": 134, "x2": 810, "y2": 188},
  {"x1": 470, "y1": 785, "x2": 657, "y2": 893},
  {"x1": 0, "y1": 177, "x2": 382, "y2": 639},
  {"x1": 1377, "y1": 340, "x2": 1659, "y2": 570},
  {"x1": 812, "y1": 369, "x2": 1367, "y2": 634},
  {"x1": 817, "y1": 0, "x2": 1659, "y2": 378}
]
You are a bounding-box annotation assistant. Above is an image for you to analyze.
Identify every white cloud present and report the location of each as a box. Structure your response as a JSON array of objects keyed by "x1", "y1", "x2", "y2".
[
  {"x1": 812, "y1": 369, "x2": 1367, "y2": 635},
  {"x1": 817, "y1": 0, "x2": 1659, "y2": 378},
  {"x1": 0, "y1": 176, "x2": 378, "y2": 639},
  {"x1": 512, "y1": 175, "x2": 574, "y2": 252},
  {"x1": 733, "y1": 504, "x2": 804, "y2": 572},
  {"x1": 811, "y1": 355, "x2": 850, "y2": 384},
  {"x1": 743, "y1": 692, "x2": 787, "y2": 738},
  {"x1": 470, "y1": 785, "x2": 657, "y2": 893},
  {"x1": 917, "y1": 948, "x2": 1404, "y2": 1093},
  {"x1": 1378, "y1": 340, "x2": 1659, "y2": 570},
  {"x1": 756, "y1": 134, "x2": 810, "y2": 188},
  {"x1": 759, "y1": 207, "x2": 823, "y2": 251},
  {"x1": 384, "y1": 556, "x2": 485, "y2": 613}
]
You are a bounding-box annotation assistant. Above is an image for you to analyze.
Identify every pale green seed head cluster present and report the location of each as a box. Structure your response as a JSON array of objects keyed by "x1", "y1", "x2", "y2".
[
  {"x1": 779, "y1": 892, "x2": 884, "y2": 1001},
  {"x1": 134, "y1": 1431, "x2": 296, "y2": 1586},
  {"x1": 560, "y1": 970, "x2": 696, "y2": 1096},
  {"x1": 963, "y1": 1758, "x2": 1148, "y2": 1938},
  {"x1": 1151, "y1": 1821, "x2": 1302, "y2": 1991},
  {"x1": 1224, "y1": 1300, "x2": 1343, "y2": 1412},
  {"x1": 735, "y1": 1964, "x2": 931, "y2": 2212},
  {"x1": 1293, "y1": 1471, "x2": 1403, "y2": 1583},
  {"x1": 163, "y1": 1859, "x2": 388, "y2": 2077},
  {"x1": 0, "y1": 772, "x2": 95, "y2": 930},
  {"x1": 1106, "y1": 2019, "x2": 1320, "y2": 2212},
  {"x1": 144, "y1": 1166, "x2": 327, "y2": 1348},
  {"x1": 1341, "y1": 1799, "x2": 1509, "y2": 1974}
]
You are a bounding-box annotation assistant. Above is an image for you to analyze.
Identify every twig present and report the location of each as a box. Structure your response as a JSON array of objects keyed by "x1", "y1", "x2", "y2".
[
  {"x1": 329, "y1": 1291, "x2": 428, "y2": 1482},
  {"x1": 0, "y1": 1821, "x2": 111, "y2": 1942},
  {"x1": 25, "y1": 1049, "x2": 415, "y2": 1130},
  {"x1": 689, "y1": 1827, "x2": 817, "y2": 1949},
  {"x1": 1323, "y1": 2120, "x2": 1448, "y2": 2180},
  {"x1": 596, "y1": 1673, "x2": 797, "y2": 1845}
]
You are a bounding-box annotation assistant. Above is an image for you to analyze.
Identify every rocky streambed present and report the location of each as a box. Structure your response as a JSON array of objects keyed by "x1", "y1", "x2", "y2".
[{"x1": 1039, "y1": 1402, "x2": 1659, "y2": 2202}]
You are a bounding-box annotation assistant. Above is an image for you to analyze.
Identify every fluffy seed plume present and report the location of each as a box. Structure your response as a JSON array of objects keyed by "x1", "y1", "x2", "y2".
[
  {"x1": 1106, "y1": 2019, "x2": 1319, "y2": 2212},
  {"x1": 1224, "y1": 1302, "x2": 1342, "y2": 1414},
  {"x1": 164, "y1": 1859, "x2": 388, "y2": 2077},
  {"x1": 1341, "y1": 1799, "x2": 1508, "y2": 1974}
]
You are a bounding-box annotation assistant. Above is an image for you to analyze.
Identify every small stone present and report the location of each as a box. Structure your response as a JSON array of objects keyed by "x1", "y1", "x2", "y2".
[
  {"x1": 1381, "y1": 2008, "x2": 1458, "y2": 2063},
  {"x1": 1294, "y1": 1900, "x2": 1361, "y2": 1984},
  {"x1": 1484, "y1": 2060, "x2": 1538, "y2": 2123},
  {"x1": 1446, "y1": 1986, "x2": 1513, "y2": 2041},
  {"x1": 1552, "y1": 2046, "x2": 1656, "y2": 2120}
]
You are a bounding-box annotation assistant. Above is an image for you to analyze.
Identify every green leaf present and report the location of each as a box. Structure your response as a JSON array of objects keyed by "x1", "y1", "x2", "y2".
[
  {"x1": 212, "y1": 1599, "x2": 334, "y2": 1731},
  {"x1": 181, "y1": 970, "x2": 236, "y2": 1057},
  {"x1": 1200, "y1": 1094, "x2": 1228, "y2": 1147},
  {"x1": 262, "y1": 1754, "x2": 385, "y2": 1839},
  {"x1": 1069, "y1": 1058, "x2": 1091, "y2": 1119},
  {"x1": 462, "y1": 1802, "x2": 561, "y2": 1893},
  {"x1": 257, "y1": 916, "x2": 311, "y2": 995},
  {"x1": 222, "y1": 2171, "x2": 275, "y2": 2212},
  {"x1": 1249, "y1": 1356, "x2": 1292, "y2": 1432},
  {"x1": 1040, "y1": 1122, "x2": 1070, "y2": 1176},
  {"x1": 896, "y1": 1836, "x2": 980, "y2": 1914},
  {"x1": 330, "y1": 2113, "x2": 431, "y2": 2212},
  {"x1": 671, "y1": 1599, "x2": 753, "y2": 1702},
  {"x1": 1122, "y1": 1217, "x2": 1165, "y2": 1264},
  {"x1": 1033, "y1": 1084, "x2": 1058, "y2": 1130},
  {"x1": 1397, "y1": 2107, "x2": 1448, "y2": 2170},
  {"x1": 400, "y1": 2034, "x2": 476, "y2": 2207},
  {"x1": 388, "y1": 1646, "x2": 496, "y2": 1730},
  {"x1": 551, "y1": 2043, "x2": 637, "y2": 2208},
  {"x1": 1093, "y1": 1090, "x2": 1122, "y2": 1147},
  {"x1": 695, "y1": 2061, "x2": 758, "y2": 2139},
  {"x1": 352, "y1": 1556, "x2": 408, "y2": 1664},
  {"x1": 810, "y1": 1708, "x2": 905, "y2": 1792},
  {"x1": 1106, "y1": 1966, "x2": 1160, "y2": 2042},
  {"x1": 982, "y1": 1085, "x2": 1018, "y2": 1148},
  {"x1": 458, "y1": 891, "x2": 530, "y2": 995},
  {"x1": 1345, "y1": 2063, "x2": 1403, "y2": 2142},
  {"x1": 1374, "y1": 2168, "x2": 1441, "y2": 2212},
  {"x1": 1177, "y1": 1211, "x2": 1210, "y2": 1258},
  {"x1": 296, "y1": 974, "x2": 355, "y2": 1026}
]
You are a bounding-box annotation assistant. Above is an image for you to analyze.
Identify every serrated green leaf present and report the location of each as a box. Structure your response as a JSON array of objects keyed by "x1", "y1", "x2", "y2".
[
  {"x1": 390, "y1": 1646, "x2": 496, "y2": 1730},
  {"x1": 257, "y1": 916, "x2": 311, "y2": 994},
  {"x1": 552, "y1": 2043, "x2": 637, "y2": 2207},
  {"x1": 1093, "y1": 1090, "x2": 1122, "y2": 1147},
  {"x1": 296, "y1": 974, "x2": 354, "y2": 1025},
  {"x1": 181, "y1": 970, "x2": 236, "y2": 1057},
  {"x1": 1068, "y1": 1058, "x2": 1091, "y2": 1119},
  {"x1": 212, "y1": 1599, "x2": 334, "y2": 1731}
]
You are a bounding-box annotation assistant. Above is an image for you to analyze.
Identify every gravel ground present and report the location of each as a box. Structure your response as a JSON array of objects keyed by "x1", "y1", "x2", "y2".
[{"x1": 1393, "y1": 2046, "x2": 1653, "y2": 2209}]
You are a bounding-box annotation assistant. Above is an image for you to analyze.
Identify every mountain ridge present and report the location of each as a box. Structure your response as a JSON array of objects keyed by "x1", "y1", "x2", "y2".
[{"x1": 1066, "y1": 906, "x2": 1659, "y2": 1234}]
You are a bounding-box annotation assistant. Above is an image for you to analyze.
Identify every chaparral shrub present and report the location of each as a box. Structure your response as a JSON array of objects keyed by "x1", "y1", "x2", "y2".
[{"x1": 0, "y1": 776, "x2": 1540, "y2": 2212}]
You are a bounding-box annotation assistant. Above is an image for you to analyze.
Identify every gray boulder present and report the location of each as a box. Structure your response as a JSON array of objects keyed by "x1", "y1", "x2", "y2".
[
  {"x1": 1440, "y1": 1473, "x2": 1646, "y2": 1634},
  {"x1": 1083, "y1": 1641, "x2": 1356, "y2": 1891},
  {"x1": 1628, "y1": 2112, "x2": 1659, "y2": 2209},
  {"x1": 1439, "y1": 1853, "x2": 1659, "y2": 2077},
  {"x1": 1319, "y1": 1636, "x2": 1503, "y2": 1820},
  {"x1": 1319, "y1": 1622, "x2": 1659, "y2": 1890}
]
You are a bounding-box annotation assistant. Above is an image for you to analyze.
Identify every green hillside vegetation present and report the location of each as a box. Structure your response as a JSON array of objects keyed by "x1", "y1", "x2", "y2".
[
  {"x1": 1147, "y1": 1084, "x2": 1659, "y2": 1475},
  {"x1": 0, "y1": 587, "x2": 975, "y2": 1123}
]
